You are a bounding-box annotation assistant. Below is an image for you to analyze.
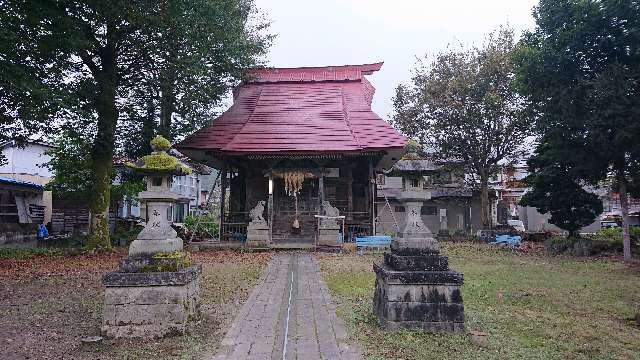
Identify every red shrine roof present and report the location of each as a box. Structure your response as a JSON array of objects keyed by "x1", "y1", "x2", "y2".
[{"x1": 176, "y1": 62, "x2": 406, "y2": 156}]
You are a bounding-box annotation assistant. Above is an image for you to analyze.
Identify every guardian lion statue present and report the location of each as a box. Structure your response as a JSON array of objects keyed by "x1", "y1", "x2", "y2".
[
  {"x1": 249, "y1": 200, "x2": 266, "y2": 226},
  {"x1": 321, "y1": 200, "x2": 340, "y2": 228}
]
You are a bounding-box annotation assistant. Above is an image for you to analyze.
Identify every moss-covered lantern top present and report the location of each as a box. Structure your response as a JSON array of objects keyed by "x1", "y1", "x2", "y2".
[{"x1": 127, "y1": 135, "x2": 192, "y2": 176}]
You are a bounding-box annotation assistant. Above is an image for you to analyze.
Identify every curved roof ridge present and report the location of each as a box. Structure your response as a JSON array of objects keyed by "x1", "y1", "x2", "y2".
[
  {"x1": 175, "y1": 62, "x2": 407, "y2": 156},
  {"x1": 246, "y1": 62, "x2": 383, "y2": 84}
]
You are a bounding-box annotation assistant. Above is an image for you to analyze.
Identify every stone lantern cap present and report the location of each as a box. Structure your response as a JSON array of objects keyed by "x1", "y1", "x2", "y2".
[
  {"x1": 126, "y1": 135, "x2": 192, "y2": 177},
  {"x1": 398, "y1": 189, "x2": 432, "y2": 202}
]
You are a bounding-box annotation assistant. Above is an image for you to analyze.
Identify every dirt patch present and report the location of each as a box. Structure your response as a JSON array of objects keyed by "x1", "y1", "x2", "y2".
[{"x1": 0, "y1": 249, "x2": 271, "y2": 360}]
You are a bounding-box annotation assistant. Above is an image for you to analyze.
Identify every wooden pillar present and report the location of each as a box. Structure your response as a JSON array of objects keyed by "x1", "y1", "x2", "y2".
[
  {"x1": 318, "y1": 171, "x2": 324, "y2": 215},
  {"x1": 218, "y1": 160, "x2": 227, "y2": 242},
  {"x1": 268, "y1": 174, "x2": 274, "y2": 244},
  {"x1": 346, "y1": 167, "x2": 353, "y2": 218},
  {"x1": 373, "y1": 169, "x2": 378, "y2": 235},
  {"x1": 368, "y1": 157, "x2": 375, "y2": 235}
]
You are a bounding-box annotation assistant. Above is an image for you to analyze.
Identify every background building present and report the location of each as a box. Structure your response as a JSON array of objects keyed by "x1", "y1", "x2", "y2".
[
  {"x1": 375, "y1": 159, "x2": 491, "y2": 236},
  {"x1": 0, "y1": 141, "x2": 53, "y2": 224}
]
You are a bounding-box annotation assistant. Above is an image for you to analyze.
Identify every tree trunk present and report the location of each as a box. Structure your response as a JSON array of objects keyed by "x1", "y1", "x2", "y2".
[
  {"x1": 158, "y1": 68, "x2": 176, "y2": 140},
  {"x1": 140, "y1": 95, "x2": 156, "y2": 155},
  {"x1": 480, "y1": 176, "x2": 490, "y2": 229},
  {"x1": 618, "y1": 169, "x2": 632, "y2": 261},
  {"x1": 87, "y1": 46, "x2": 119, "y2": 249}
]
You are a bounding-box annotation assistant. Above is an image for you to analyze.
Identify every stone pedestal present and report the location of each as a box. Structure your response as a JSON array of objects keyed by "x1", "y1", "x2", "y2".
[
  {"x1": 247, "y1": 223, "x2": 270, "y2": 247},
  {"x1": 246, "y1": 201, "x2": 270, "y2": 247},
  {"x1": 318, "y1": 227, "x2": 341, "y2": 246},
  {"x1": 102, "y1": 265, "x2": 201, "y2": 338},
  {"x1": 373, "y1": 199, "x2": 465, "y2": 332}
]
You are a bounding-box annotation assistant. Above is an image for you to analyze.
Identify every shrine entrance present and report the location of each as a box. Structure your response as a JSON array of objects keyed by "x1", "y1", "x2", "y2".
[{"x1": 271, "y1": 177, "x2": 319, "y2": 244}]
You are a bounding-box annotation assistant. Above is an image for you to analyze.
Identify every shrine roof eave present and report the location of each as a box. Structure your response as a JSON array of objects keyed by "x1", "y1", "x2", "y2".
[{"x1": 177, "y1": 146, "x2": 406, "y2": 171}]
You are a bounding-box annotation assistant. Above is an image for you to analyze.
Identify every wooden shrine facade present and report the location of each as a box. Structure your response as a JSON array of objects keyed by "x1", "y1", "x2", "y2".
[{"x1": 218, "y1": 153, "x2": 380, "y2": 246}]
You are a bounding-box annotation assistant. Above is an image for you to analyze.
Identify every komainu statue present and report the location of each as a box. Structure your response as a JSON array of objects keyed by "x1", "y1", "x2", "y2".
[
  {"x1": 249, "y1": 200, "x2": 267, "y2": 226},
  {"x1": 321, "y1": 200, "x2": 340, "y2": 228}
]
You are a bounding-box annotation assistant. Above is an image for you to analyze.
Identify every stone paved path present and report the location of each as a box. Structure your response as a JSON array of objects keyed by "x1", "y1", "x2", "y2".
[{"x1": 213, "y1": 253, "x2": 360, "y2": 360}]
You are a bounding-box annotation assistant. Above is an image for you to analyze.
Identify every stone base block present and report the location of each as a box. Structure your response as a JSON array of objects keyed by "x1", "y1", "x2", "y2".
[
  {"x1": 128, "y1": 238, "x2": 183, "y2": 256},
  {"x1": 394, "y1": 235, "x2": 439, "y2": 252},
  {"x1": 373, "y1": 262, "x2": 465, "y2": 333},
  {"x1": 384, "y1": 252, "x2": 449, "y2": 271},
  {"x1": 102, "y1": 265, "x2": 201, "y2": 339},
  {"x1": 381, "y1": 320, "x2": 466, "y2": 333},
  {"x1": 247, "y1": 226, "x2": 270, "y2": 247},
  {"x1": 318, "y1": 227, "x2": 341, "y2": 246}
]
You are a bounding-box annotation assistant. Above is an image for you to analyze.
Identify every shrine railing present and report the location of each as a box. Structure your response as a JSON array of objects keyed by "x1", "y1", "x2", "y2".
[
  {"x1": 342, "y1": 221, "x2": 372, "y2": 243},
  {"x1": 219, "y1": 222, "x2": 247, "y2": 242}
]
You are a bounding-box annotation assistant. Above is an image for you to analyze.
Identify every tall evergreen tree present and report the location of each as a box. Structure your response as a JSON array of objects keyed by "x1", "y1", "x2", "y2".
[{"x1": 516, "y1": 0, "x2": 640, "y2": 260}]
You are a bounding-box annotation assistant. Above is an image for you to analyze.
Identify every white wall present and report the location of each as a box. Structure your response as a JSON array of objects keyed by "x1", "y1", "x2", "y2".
[
  {"x1": 0, "y1": 143, "x2": 52, "y2": 179},
  {"x1": 520, "y1": 206, "x2": 601, "y2": 234}
]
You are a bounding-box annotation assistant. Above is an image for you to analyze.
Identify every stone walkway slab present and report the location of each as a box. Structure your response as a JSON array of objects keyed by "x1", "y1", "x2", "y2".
[{"x1": 213, "y1": 253, "x2": 360, "y2": 360}]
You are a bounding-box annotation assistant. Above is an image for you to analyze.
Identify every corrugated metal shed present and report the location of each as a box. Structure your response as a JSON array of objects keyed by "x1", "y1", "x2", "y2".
[
  {"x1": 176, "y1": 63, "x2": 406, "y2": 156},
  {"x1": 0, "y1": 177, "x2": 43, "y2": 190}
]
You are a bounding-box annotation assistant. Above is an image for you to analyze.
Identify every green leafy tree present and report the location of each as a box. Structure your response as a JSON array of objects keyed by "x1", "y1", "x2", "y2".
[
  {"x1": 45, "y1": 127, "x2": 145, "y2": 207},
  {"x1": 1, "y1": 0, "x2": 163, "y2": 248},
  {"x1": 392, "y1": 27, "x2": 532, "y2": 227},
  {"x1": 1, "y1": 0, "x2": 271, "y2": 248},
  {"x1": 515, "y1": 0, "x2": 640, "y2": 260},
  {"x1": 44, "y1": 128, "x2": 94, "y2": 200},
  {"x1": 121, "y1": 0, "x2": 272, "y2": 145}
]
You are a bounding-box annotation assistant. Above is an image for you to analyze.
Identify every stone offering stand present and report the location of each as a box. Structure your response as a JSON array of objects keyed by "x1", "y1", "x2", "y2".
[
  {"x1": 373, "y1": 192, "x2": 465, "y2": 332},
  {"x1": 102, "y1": 136, "x2": 201, "y2": 338}
]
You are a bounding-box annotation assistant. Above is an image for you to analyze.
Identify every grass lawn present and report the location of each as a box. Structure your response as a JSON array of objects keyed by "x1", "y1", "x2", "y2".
[
  {"x1": 317, "y1": 243, "x2": 640, "y2": 360},
  {"x1": 0, "y1": 249, "x2": 270, "y2": 360}
]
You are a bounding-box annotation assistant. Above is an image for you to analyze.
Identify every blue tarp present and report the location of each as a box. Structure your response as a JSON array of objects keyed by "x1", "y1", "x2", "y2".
[
  {"x1": 355, "y1": 235, "x2": 392, "y2": 247},
  {"x1": 492, "y1": 234, "x2": 522, "y2": 247},
  {"x1": 38, "y1": 224, "x2": 49, "y2": 238}
]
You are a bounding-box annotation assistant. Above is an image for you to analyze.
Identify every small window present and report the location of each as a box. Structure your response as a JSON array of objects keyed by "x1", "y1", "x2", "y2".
[
  {"x1": 421, "y1": 206, "x2": 436, "y2": 216},
  {"x1": 394, "y1": 206, "x2": 405, "y2": 213},
  {"x1": 410, "y1": 178, "x2": 420, "y2": 188}
]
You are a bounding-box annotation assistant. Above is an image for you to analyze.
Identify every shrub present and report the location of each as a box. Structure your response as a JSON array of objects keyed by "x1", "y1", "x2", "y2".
[
  {"x1": 0, "y1": 247, "x2": 64, "y2": 260},
  {"x1": 545, "y1": 231, "x2": 638, "y2": 257},
  {"x1": 110, "y1": 220, "x2": 143, "y2": 247},
  {"x1": 184, "y1": 213, "x2": 219, "y2": 241},
  {"x1": 592, "y1": 227, "x2": 640, "y2": 244}
]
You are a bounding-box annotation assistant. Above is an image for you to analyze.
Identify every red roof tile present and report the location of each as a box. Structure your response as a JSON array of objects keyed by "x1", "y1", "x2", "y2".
[{"x1": 176, "y1": 63, "x2": 406, "y2": 155}]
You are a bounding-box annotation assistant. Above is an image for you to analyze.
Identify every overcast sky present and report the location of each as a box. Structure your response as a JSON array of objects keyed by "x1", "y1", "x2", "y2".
[{"x1": 253, "y1": 0, "x2": 539, "y2": 120}]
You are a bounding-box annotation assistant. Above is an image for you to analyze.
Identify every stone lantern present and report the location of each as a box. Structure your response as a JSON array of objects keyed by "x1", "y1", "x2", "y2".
[
  {"x1": 373, "y1": 178, "x2": 465, "y2": 332},
  {"x1": 101, "y1": 135, "x2": 201, "y2": 339},
  {"x1": 128, "y1": 167, "x2": 184, "y2": 256}
]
